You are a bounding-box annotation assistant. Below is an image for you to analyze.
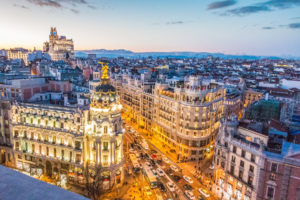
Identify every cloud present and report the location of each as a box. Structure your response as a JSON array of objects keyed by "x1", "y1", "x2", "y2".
[
  {"x1": 223, "y1": 0, "x2": 300, "y2": 16},
  {"x1": 88, "y1": 5, "x2": 96, "y2": 9},
  {"x1": 166, "y1": 21, "x2": 184, "y2": 25},
  {"x1": 288, "y1": 22, "x2": 300, "y2": 29},
  {"x1": 26, "y1": 0, "x2": 62, "y2": 8},
  {"x1": 207, "y1": 0, "x2": 237, "y2": 10},
  {"x1": 226, "y1": 5, "x2": 270, "y2": 16},
  {"x1": 70, "y1": 8, "x2": 79, "y2": 14},
  {"x1": 13, "y1": 3, "x2": 29, "y2": 9},
  {"x1": 291, "y1": 16, "x2": 300, "y2": 20},
  {"x1": 25, "y1": 0, "x2": 95, "y2": 11},
  {"x1": 262, "y1": 26, "x2": 275, "y2": 30}
]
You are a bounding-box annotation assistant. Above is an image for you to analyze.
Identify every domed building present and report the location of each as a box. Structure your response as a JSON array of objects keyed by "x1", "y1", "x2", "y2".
[{"x1": 84, "y1": 62, "x2": 124, "y2": 189}]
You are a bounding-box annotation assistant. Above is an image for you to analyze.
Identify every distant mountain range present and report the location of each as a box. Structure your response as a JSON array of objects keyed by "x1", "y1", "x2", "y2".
[{"x1": 75, "y1": 49, "x2": 299, "y2": 60}]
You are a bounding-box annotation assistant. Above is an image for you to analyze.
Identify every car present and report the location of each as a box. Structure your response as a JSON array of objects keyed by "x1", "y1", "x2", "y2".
[
  {"x1": 183, "y1": 175, "x2": 193, "y2": 184},
  {"x1": 163, "y1": 156, "x2": 170, "y2": 164},
  {"x1": 170, "y1": 165, "x2": 179, "y2": 172},
  {"x1": 198, "y1": 188, "x2": 210, "y2": 198},
  {"x1": 151, "y1": 149, "x2": 157, "y2": 154},
  {"x1": 183, "y1": 184, "x2": 193, "y2": 190},
  {"x1": 129, "y1": 148, "x2": 134, "y2": 153},
  {"x1": 144, "y1": 186, "x2": 152, "y2": 196},
  {"x1": 156, "y1": 168, "x2": 164, "y2": 177},
  {"x1": 165, "y1": 169, "x2": 172, "y2": 174},
  {"x1": 145, "y1": 161, "x2": 151, "y2": 167},
  {"x1": 151, "y1": 169, "x2": 158, "y2": 177},
  {"x1": 171, "y1": 174, "x2": 182, "y2": 183},
  {"x1": 150, "y1": 159, "x2": 156, "y2": 166},
  {"x1": 184, "y1": 190, "x2": 195, "y2": 200},
  {"x1": 157, "y1": 182, "x2": 166, "y2": 192},
  {"x1": 166, "y1": 181, "x2": 176, "y2": 192}
]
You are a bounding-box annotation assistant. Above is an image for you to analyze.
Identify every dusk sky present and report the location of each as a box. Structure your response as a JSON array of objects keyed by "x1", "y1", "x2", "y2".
[{"x1": 1, "y1": 0, "x2": 300, "y2": 57}]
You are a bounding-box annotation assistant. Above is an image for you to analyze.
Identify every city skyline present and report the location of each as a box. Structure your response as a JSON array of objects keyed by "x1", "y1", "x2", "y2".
[{"x1": 1, "y1": 0, "x2": 300, "y2": 57}]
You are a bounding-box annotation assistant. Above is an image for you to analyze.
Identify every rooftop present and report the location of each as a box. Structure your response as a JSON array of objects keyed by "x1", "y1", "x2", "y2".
[{"x1": 0, "y1": 165, "x2": 89, "y2": 200}]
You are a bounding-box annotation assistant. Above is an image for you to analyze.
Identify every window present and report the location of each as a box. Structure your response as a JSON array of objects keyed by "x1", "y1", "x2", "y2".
[
  {"x1": 77, "y1": 117, "x2": 80, "y2": 123},
  {"x1": 75, "y1": 141, "x2": 81, "y2": 150},
  {"x1": 103, "y1": 142, "x2": 108, "y2": 151},
  {"x1": 114, "y1": 124, "x2": 118, "y2": 131},
  {"x1": 39, "y1": 145, "x2": 42, "y2": 154},
  {"x1": 251, "y1": 154, "x2": 255, "y2": 162},
  {"x1": 271, "y1": 163, "x2": 278, "y2": 172},
  {"x1": 54, "y1": 148, "x2": 56, "y2": 157},
  {"x1": 240, "y1": 160, "x2": 244, "y2": 168},
  {"x1": 241, "y1": 150, "x2": 246, "y2": 158},
  {"x1": 46, "y1": 147, "x2": 49, "y2": 156},
  {"x1": 239, "y1": 170, "x2": 243, "y2": 179},
  {"x1": 267, "y1": 187, "x2": 274, "y2": 198},
  {"x1": 53, "y1": 136, "x2": 56, "y2": 144},
  {"x1": 248, "y1": 176, "x2": 253, "y2": 186},
  {"x1": 233, "y1": 146, "x2": 236, "y2": 153},
  {"x1": 104, "y1": 126, "x2": 108, "y2": 134},
  {"x1": 60, "y1": 122, "x2": 64, "y2": 129},
  {"x1": 232, "y1": 156, "x2": 236, "y2": 163},
  {"x1": 249, "y1": 165, "x2": 254, "y2": 173},
  {"x1": 45, "y1": 135, "x2": 48, "y2": 142},
  {"x1": 270, "y1": 173, "x2": 276, "y2": 181},
  {"x1": 15, "y1": 142, "x2": 20, "y2": 151},
  {"x1": 230, "y1": 165, "x2": 234, "y2": 174},
  {"x1": 70, "y1": 152, "x2": 72, "y2": 161},
  {"x1": 32, "y1": 144, "x2": 35, "y2": 153},
  {"x1": 61, "y1": 150, "x2": 64, "y2": 160}
]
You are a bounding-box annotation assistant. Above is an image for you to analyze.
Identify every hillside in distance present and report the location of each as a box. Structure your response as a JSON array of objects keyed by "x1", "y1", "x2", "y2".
[{"x1": 75, "y1": 49, "x2": 297, "y2": 60}]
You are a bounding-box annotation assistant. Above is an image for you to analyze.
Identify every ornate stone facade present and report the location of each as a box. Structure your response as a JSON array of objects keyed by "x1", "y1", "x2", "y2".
[{"x1": 43, "y1": 27, "x2": 74, "y2": 61}]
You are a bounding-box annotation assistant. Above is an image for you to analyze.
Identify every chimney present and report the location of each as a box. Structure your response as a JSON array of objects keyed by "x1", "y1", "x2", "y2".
[{"x1": 64, "y1": 94, "x2": 68, "y2": 106}]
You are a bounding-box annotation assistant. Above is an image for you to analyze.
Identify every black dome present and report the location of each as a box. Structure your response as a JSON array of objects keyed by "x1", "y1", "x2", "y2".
[{"x1": 95, "y1": 84, "x2": 116, "y2": 93}]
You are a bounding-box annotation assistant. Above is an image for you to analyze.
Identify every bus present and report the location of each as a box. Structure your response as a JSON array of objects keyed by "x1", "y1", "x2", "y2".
[
  {"x1": 129, "y1": 153, "x2": 140, "y2": 170},
  {"x1": 143, "y1": 165, "x2": 158, "y2": 188}
]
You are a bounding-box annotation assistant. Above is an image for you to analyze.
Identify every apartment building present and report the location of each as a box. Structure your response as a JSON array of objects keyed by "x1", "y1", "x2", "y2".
[
  {"x1": 113, "y1": 75, "x2": 225, "y2": 161},
  {"x1": 214, "y1": 116, "x2": 268, "y2": 200},
  {"x1": 7, "y1": 48, "x2": 29, "y2": 66},
  {"x1": 214, "y1": 117, "x2": 300, "y2": 200},
  {"x1": 243, "y1": 89, "x2": 263, "y2": 108}
]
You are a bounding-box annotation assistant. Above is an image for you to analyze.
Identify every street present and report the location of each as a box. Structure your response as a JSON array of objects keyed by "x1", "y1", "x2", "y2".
[{"x1": 121, "y1": 119, "x2": 218, "y2": 200}]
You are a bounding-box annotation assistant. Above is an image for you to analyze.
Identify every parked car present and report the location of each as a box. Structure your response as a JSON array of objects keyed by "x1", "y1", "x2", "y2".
[
  {"x1": 156, "y1": 168, "x2": 164, "y2": 177},
  {"x1": 171, "y1": 174, "x2": 182, "y2": 183},
  {"x1": 157, "y1": 182, "x2": 166, "y2": 192},
  {"x1": 183, "y1": 175, "x2": 193, "y2": 184},
  {"x1": 166, "y1": 181, "x2": 176, "y2": 192},
  {"x1": 184, "y1": 190, "x2": 195, "y2": 200},
  {"x1": 163, "y1": 156, "x2": 170, "y2": 164},
  {"x1": 198, "y1": 188, "x2": 210, "y2": 198},
  {"x1": 151, "y1": 169, "x2": 158, "y2": 177},
  {"x1": 183, "y1": 184, "x2": 193, "y2": 190}
]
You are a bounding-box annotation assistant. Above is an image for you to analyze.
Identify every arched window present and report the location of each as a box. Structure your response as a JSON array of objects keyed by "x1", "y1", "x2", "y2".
[
  {"x1": 114, "y1": 124, "x2": 117, "y2": 132},
  {"x1": 104, "y1": 126, "x2": 107, "y2": 134}
]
